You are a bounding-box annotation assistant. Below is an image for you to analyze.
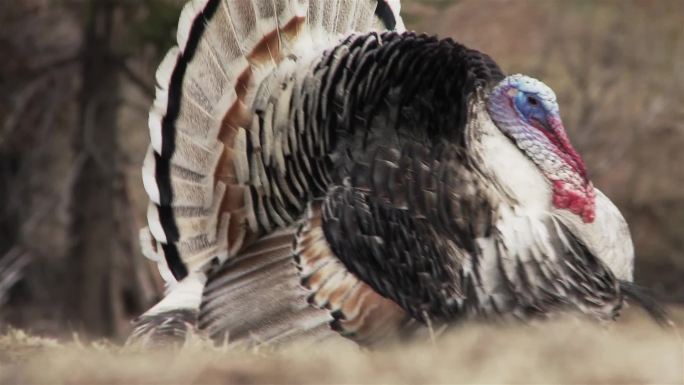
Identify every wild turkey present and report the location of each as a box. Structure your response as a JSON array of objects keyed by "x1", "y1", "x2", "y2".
[{"x1": 130, "y1": 0, "x2": 659, "y2": 348}]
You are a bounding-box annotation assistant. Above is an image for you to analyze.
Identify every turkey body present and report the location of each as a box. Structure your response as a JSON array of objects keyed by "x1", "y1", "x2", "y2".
[{"x1": 131, "y1": 0, "x2": 639, "y2": 348}]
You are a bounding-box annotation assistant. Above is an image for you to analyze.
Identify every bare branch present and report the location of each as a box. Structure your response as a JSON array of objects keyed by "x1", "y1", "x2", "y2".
[{"x1": 0, "y1": 247, "x2": 31, "y2": 308}]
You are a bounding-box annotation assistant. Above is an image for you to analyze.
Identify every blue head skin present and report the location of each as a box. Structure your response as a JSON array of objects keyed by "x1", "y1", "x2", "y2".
[
  {"x1": 512, "y1": 80, "x2": 559, "y2": 128},
  {"x1": 486, "y1": 74, "x2": 595, "y2": 223}
]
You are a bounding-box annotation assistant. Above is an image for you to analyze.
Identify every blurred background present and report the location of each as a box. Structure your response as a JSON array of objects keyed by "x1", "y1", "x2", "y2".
[{"x1": 0, "y1": 0, "x2": 682, "y2": 341}]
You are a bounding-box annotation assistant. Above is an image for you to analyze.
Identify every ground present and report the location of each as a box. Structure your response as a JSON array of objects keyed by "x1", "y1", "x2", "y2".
[{"x1": 1, "y1": 309, "x2": 682, "y2": 384}]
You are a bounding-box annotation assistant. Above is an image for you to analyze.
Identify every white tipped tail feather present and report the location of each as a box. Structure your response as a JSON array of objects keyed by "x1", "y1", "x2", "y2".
[
  {"x1": 141, "y1": 0, "x2": 406, "y2": 287},
  {"x1": 133, "y1": 0, "x2": 406, "y2": 345},
  {"x1": 127, "y1": 273, "x2": 207, "y2": 347}
]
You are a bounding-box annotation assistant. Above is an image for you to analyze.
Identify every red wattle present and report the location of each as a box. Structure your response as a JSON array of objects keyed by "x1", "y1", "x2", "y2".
[{"x1": 552, "y1": 180, "x2": 596, "y2": 223}]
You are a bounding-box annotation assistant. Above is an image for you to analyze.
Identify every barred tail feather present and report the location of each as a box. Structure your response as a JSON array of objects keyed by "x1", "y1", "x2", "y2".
[
  {"x1": 127, "y1": 273, "x2": 207, "y2": 347},
  {"x1": 142, "y1": 0, "x2": 405, "y2": 289}
]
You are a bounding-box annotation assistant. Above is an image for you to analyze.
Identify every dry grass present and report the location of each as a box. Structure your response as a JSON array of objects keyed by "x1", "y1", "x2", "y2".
[{"x1": 1, "y1": 310, "x2": 683, "y2": 384}]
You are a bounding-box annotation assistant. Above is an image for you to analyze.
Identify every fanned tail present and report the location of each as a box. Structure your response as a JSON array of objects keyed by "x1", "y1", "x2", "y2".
[
  {"x1": 136, "y1": 0, "x2": 404, "y2": 346},
  {"x1": 142, "y1": 0, "x2": 405, "y2": 287}
]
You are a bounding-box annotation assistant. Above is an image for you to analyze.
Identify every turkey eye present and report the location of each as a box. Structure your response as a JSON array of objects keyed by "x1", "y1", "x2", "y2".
[{"x1": 527, "y1": 96, "x2": 539, "y2": 106}]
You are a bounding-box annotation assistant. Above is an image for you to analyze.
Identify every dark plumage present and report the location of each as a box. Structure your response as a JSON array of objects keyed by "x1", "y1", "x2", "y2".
[{"x1": 131, "y1": 0, "x2": 660, "y2": 348}]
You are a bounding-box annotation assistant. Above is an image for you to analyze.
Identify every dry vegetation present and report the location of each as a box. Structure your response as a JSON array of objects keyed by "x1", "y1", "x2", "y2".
[{"x1": 2, "y1": 311, "x2": 684, "y2": 384}]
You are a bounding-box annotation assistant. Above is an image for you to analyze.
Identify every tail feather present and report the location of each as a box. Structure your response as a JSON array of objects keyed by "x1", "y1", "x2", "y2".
[
  {"x1": 619, "y1": 280, "x2": 672, "y2": 327},
  {"x1": 198, "y1": 226, "x2": 337, "y2": 347},
  {"x1": 142, "y1": 0, "x2": 405, "y2": 288},
  {"x1": 127, "y1": 309, "x2": 199, "y2": 348},
  {"x1": 127, "y1": 273, "x2": 207, "y2": 347},
  {"x1": 305, "y1": 0, "x2": 325, "y2": 46},
  {"x1": 353, "y1": 1, "x2": 377, "y2": 33},
  {"x1": 321, "y1": 0, "x2": 339, "y2": 36},
  {"x1": 334, "y1": 0, "x2": 355, "y2": 34},
  {"x1": 374, "y1": 0, "x2": 404, "y2": 32}
]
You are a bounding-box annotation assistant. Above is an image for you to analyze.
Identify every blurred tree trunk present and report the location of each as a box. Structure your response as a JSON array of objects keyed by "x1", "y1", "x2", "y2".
[
  {"x1": 1, "y1": 0, "x2": 176, "y2": 337},
  {"x1": 70, "y1": 0, "x2": 120, "y2": 336},
  {"x1": 69, "y1": 0, "x2": 155, "y2": 338}
]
